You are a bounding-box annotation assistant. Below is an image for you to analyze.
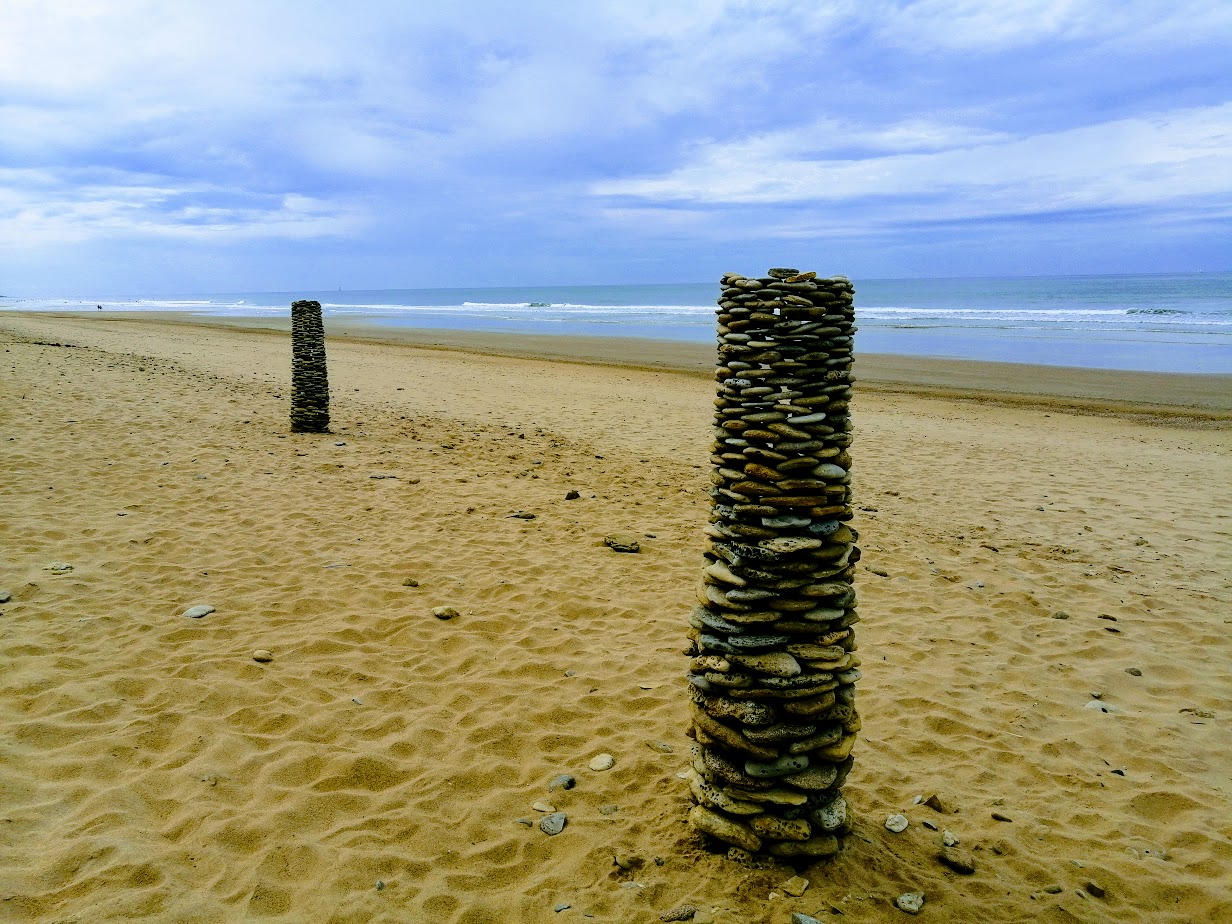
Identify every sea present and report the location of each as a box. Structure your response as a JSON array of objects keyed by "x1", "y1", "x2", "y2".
[{"x1": 5, "y1": 272, "x2": 1231, "y2": 374}]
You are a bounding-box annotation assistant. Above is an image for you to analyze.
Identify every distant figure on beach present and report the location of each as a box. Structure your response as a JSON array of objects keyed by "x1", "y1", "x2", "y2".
[{"x1": 97, "y1": 304, "x2": 102, "y2": 310}]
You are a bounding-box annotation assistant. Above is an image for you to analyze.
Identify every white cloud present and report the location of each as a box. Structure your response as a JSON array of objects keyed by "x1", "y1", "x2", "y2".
[
  {"x1": 874, "y1": 0, "x2": 1232, "y2": 51},
  {"x1": 0, "y1": 168, "x2": 363, "y2": 247},
  {"x1": 592, "y1": 103, "x2": 1232, "y2": 221}
]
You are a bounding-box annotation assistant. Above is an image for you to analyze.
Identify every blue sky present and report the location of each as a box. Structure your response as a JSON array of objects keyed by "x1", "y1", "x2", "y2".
[{"x1": 2, "y1": 0, "x2": 1230, "y2": 294}]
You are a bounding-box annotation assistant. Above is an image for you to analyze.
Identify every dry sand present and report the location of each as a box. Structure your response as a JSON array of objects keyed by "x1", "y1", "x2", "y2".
[{"x1": 1, "y1": 312, "x2": 1230, "y2": 924}]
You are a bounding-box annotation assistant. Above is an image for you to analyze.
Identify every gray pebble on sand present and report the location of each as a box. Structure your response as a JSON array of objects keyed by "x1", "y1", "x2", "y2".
[
  {"x1": 539, "y1": 812, "x2": 567, "y2": 835},
  {"x1": 548, "y1": 774, "x2": 576, "y2": 792}
]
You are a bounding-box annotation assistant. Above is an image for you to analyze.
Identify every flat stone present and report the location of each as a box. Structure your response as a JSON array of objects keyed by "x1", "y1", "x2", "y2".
[
  {"x1": 252, "y1": 649, "x2": 273, "y2": 662},
  {"x1": 886, "y1": 813, "x2": 909, "y2": 833},
  {"x1": 589, "y1": 753, "x2": 615, "y2": 771},
  {"x1": 0, "y1": 590, "x2": 11, "y2": 604},
  {"x1": 792, "y1": 915, "x2": 823, "y2": 924},
  {"x1": 687, "y1": 805, "x2": 762, "y2": 852},
  {"x1": 533, "y1": 801, "x2": 556, "y2": 813},
  {"x1": 659, "y1": 905, "x2": 700, "y2": 922},
  {"x1": 937, "y1": 848, "x2": 976, "y2": 874},
  {"x1": 767, "y1": 835, "x2": 839, "y2": 858},
  {"x1": 725, "y1": 786, "x2": 807, "y2": 805},
  {"x1": 811, "y1": 794, "x2": 848, "y2": 831},
  {"x1": 685, "y1": 769, "x2": 764, "y2": 815},
  {"x1": 539, "y1": 812, "x2": 567, "y2": 835},
  {"x1": 728, "y1": 651, "x2": 801, "y2": 677},
  {"x1": 548, "y1": 774, "x2": 576, "y2": 792},
  {"x1": 704, "y1": 561, "x2": 746, "y2": 586},
  {"x1": 604, "y1": 534, "x2": 641, "y2": 553},
  {"x1": 44, "y1": 562, "x2": 74, "y2": 574},
  {"x1": 895, "y1": 892, "x2": 925, "y2": 915},
  {"x1": 183, "y1": 605, "x2": 215, "y2": 619},
  {"x1": 1085, "y1": 880, "x2": 1106, "y2": 898},
  {"x1": 781, "y1": 875, "x2": 810, "y2": 897},
  {"x1": 432, "y1": 606, "x2": 459, "y2": 620},
  {"x1": 759, "y1": 536, "x2": 822, "y2": 554},
  {"x1": 750, "y1": 815, "x2": 811, "y2": 841},
  {"x1": 745, "y1": 754, "x2": 808, "y2": 778}
]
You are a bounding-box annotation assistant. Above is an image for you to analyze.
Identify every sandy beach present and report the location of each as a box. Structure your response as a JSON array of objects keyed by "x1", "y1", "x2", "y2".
[{"x1": 2, "y1": 311, "x2": 1230, "y2": 923}]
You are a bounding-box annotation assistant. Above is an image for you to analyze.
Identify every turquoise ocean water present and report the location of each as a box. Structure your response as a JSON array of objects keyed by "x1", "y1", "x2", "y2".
[{"x1": 5, "y1": 272, "x2": 1231, "y2": 374}]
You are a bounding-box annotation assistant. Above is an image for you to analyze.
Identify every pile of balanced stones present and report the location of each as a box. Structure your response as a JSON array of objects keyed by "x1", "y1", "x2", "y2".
[
  {"x1": 290, "y1": 299, "x2": 330, "y2": 433},
  {"x1": 684, "y1": 268, "x2": 861, "y2": 860}
]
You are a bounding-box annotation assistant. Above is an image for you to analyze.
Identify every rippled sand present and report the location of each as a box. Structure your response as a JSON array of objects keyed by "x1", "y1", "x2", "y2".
[{"x1": 2, "y1": 313, "x2": 1229, "y2": 923}]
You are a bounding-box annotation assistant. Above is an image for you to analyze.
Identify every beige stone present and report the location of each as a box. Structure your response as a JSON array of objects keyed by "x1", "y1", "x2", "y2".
[{"x1": 688, "y1": 805, "x2": 762, "y2": 852}]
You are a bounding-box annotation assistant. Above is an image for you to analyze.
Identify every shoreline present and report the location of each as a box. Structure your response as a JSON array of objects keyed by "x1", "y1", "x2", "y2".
[{"x1": 12, "y1": 310, "x2": 1232, "y2": 420}]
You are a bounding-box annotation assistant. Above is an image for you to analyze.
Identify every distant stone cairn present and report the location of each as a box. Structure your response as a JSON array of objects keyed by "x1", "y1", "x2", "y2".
[
  {"x1": 684, "y1": 268, "x2": 861, "y2": 859},
  {"x1": 290, "y1": 299, "x2": 330, "y2": 433}
]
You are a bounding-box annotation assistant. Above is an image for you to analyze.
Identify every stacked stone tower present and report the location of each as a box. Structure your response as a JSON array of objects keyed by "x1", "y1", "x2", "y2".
[
  {"x1": 684, "y1": 268, "x2": 861, "y2": 859},
  {"x1": 290, "y1": 299, "x2": 330, "y2": 433}
]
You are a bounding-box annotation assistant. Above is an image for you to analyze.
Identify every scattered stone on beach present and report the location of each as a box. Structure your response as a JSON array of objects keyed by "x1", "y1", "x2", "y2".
[
  {"x1": 553, "y1": 902, "x2": 571, "y2": 912},
  {"x1": 432, "y1": 606, "x2": 459, "y2": 620},
  {"x1": 991, "y1": 812, "x2": 1013, "y2": 822},
  {"x1": 532, "y1": 801, "x2": 556, "y2": 813},
  {"x1": 943, "y1": 830, "x2": 959, "y2": 847},
  {"x1": 646, "y1": 740, "x2": 674, "y2": 753},
  {"x1": 252, "y1": 649, "x2": 273, "y2": 662},
  {"x1": 924, "y1": 793, "x2": 951, "y2": 813},
  {"x1": 1084, "y1": 880, "x2": 1106, "y2": 898},
  {"x1": 1126, "y1": 667, "x2": 1143, "y2": 676},
  {"x1": 604, "y1": 534, "x2": 641, "y2": 553},
  {"x1": 1084, "y1": 699, "x2": 1121, "y2": 713},
  {"x1": 886, "y1": 814, "x2": 909, "y2": 833},
  {"x1": 659, "y1": 904, "x2": 700, "y2": 922},
  {"x1": 791, "y1": 914, "x2": 823, "y2": 924},
  {"x1": 1043, "y1": 884, "x2": 1064, "y2": 894},
  {"x1": 1051, "y1": 611, "x2": 1070, "y2": 619},
  {"x1": 895, "y1": 892, "x2": 925, "y2": 915},
  {"x1": 685, "y1": 270, "x2": 861, "y2": 856},
  {"x1": 508, "y1": 511, "x2": 536, "y2": 519},
  {"x1": 44, "y1": 562, "x2": 74, "y2": 574},
  {"x1": 539, "y1": 812, "x2": 567, "y2": 835},
  {"x1": 289, "y1": 299, "x2": 331, "y2": 433},
  {"x1": 548, "y1": 774, "x2": 576, "y2": 792},
  {"x1": 183, "y1": 604, "x2": 215, "y2": 619},
  {"x1": 781, "y1": 876, "x2": 810, "y2": 897},
  {"x1": 0, "y1": 590, "x2": 11, "y2": 603},
  {"x1": 599, "y1": 804, "x2": 620, "y2": 815},
  {"x1": 565, "y1": 490, "x2": 581, "y2": 500},
  {"x1": 589, "y1": 753, "x2": 615, "y2": 771},
  {"x1": 401, "y1": 577, "x2": 419, "y2": 587},
  {"x1": 938, "y1": 848, "x2": 976, "y2": 874}
]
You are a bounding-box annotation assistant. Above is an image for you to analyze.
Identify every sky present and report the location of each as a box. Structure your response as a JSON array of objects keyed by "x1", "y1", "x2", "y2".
[{"x1": 2, "y1": 0, "x2": 1231, "y2": 295}]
